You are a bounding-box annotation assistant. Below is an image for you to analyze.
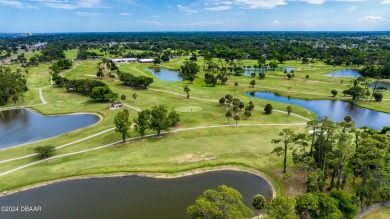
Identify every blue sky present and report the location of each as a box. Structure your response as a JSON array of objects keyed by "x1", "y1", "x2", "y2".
[{"x1": 0, "y1": 0, "x2": 389, "y2": 32}]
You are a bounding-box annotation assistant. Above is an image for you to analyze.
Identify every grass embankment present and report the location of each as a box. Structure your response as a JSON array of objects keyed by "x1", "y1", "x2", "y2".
[{"x1": 0, "y1": 57, "x2": 389, "y2": 200}]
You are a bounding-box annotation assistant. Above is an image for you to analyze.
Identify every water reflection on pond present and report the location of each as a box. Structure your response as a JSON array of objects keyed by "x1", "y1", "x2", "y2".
[
  {"x1": 0, "y1": 109, "x2": 99, "y2": 149},
  {"x1": 246, "y1": 91, "x2": 390, "y2": 129},
  {"x1": 0, "y1": 170, "x2": 273, "y2": 219}
]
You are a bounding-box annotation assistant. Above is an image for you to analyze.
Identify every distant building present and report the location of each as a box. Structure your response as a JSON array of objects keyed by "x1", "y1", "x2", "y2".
[
  {"x1": 109, "y1": 58, "x2": 137, "y2": 63},
  {"x1": 138, "y1": 59, "x2": 155, "y2": 63},
  {"x1": 111, "y1": 101, "x2": 122, "y2": 108}
]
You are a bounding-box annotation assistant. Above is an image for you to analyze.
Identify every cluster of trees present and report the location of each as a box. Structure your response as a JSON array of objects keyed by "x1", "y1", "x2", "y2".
[
  {"x1": 114, "y1": 105, "x2": 180, "y2": 142},
  {"x1": 77, "y1": 45, "x2": 102, "y2": 60},
  {"x1": 186, "y1": 184, "x2": 359, "y2": 219},
  {"x1": 343, "y1": 77, "x2": 384, "y2": 102},
  {"x1": 265, "y1": 191, "x2": 358, "y2": 219},
  {"x1": 359, "y1": 64, "x2": 390, "y2": 78},
  {"x1": 271, "y1": 116, "x2": 390, "y2": 208},
  {"x1": 180, "y1": 61, "x2": 200, "y2": 84},
  {"x1": 50, "y1": 59, "x2": 72, "y2": 73},
  {"x1": 118, "y1": 71, "x2": 154, "y2": 88},
  {"x1": 0, "y1": 66, "x2": 27, "y2": 105},
  {"x1": 219, "y1": 94, "x2": 255, "y2": 126}
]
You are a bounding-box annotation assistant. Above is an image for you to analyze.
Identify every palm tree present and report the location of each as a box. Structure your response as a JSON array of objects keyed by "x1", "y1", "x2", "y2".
[
  {"x1": 286, "y1": 106, "x2": 292, "y2": 116},
  {"x1": 226, "y1": 111, "x2": 232, "y2": 124},
  {"x1": 183, "y1": 85, "x2": 190, "y2": 99},
  {"x1": 234, "y1": 115, "x2": 240, "y2": 127},
  {"x1": 132, "y1": 93, "x2": 138, "y2": 105}
]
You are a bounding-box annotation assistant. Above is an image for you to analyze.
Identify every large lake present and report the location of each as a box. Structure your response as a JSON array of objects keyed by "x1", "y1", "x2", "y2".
[
  {"x1": 246, "y1": 92, "x2": 390, "y2": 129},
  {"x1": 0, "y1": 109, "x2": 99, "y2": 149},
  {"x1": 0, "y1": 170, "x2": 273, "y2": 219},
  {"x1": 145, "y1": 68, "x2": 183, "y2": 82}
]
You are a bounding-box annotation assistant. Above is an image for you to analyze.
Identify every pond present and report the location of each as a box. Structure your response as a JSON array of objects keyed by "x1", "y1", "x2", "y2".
[
  {"x1": 0, "y1": 109, "x2": 99, "y2": 149},
  {"x1": 144, "y1": 68, "x2": 183, "y2": 82},
  {"x1": 245, "y1": 91, "x2": 390, "y2": 130},
  {"x1": 324, "y1": 69, "x2": 361, "y2": 77},
  {"x1": 0, "y1": 170, "x2": 273, "y2": 219},
  {"x1": 369, "y1": 81, "x2": 390, "y2": 90}
]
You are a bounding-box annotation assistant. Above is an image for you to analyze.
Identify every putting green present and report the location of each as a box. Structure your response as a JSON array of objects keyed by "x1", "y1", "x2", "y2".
[{"x1": 174, "y1": 106, "x2": 203, "y2": 112}]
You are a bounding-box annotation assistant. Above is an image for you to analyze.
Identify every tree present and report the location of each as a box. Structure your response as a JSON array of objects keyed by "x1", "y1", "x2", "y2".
[
  {"x1": 132, "y1": 93, "x2": 138, "y2": 105},
  {"x1": 183, "y1": 85, "x2": 191, "y2": 99},
  {"x1": 133, "y1": 110, "x2": 150, "y2": 138},
  {"x1": 344, "y1": 115, "x2": 353, "y2": 123},
  {"x1": 114, "y1": 109, "x2": 131, "y2": 142},
  {"x1": 306, "y1": 75, "x2": 309, "y2": 79},
  {"x1": 252, "y1": 194, "x2": 266, "y2": 213},
  {"x1": 234, "y1": 115, "x2": 240, "y2": 127},
  {"x1": 180, "y1": 61, "x2": 200, "y2": 84},
  {"x1": 148, "y1": 105, "x2": 171, "y2": 136},
  {"x1": 244, "y1": 110, "x2": 251, "y2": 119},
  {"x1": 226, "y1": 111, "x2": 232, "y2": 124},
  {"x1": 0, "y1": 66, "x2": 27, "y2": 105},
  {"x1": 265, "y1": 196, "x2": 296, "y2": 219},
  {"x1": 186, "y1": 185, "x2": 253, "y2": 219},
  {"x1": 121, "y1": 94, "x2": 126, "y2": 101},
  {"x1": 373, "y1": 92, "x2": 383, "y2": 102},
  {"x1": 331, "y1": 89, "x2": 338, "y2": 97},
  {"x1": 250, "y1": 79, "x2": 256, "y2": 88},
  {"x1": 219, "y1": 97, "x2": 226, "y2": 106},
  {"x1": 90, "y1": 86, "x2": 118, "y2": 102},
  {"x1": 153, "y1": 58, "x2": 161, "y2": 65},
  {"x1": 287, "y1": 73, "x2": 292, "y2": 80},
  {"x1": 34, "y1": 145, "x2": 55, "y2": 159},
  {"x1": 286, "y1": 106, "x2": 292, "y2": 116},
  {"x1": 259, "y1": 73, "x2": 265, "y2": 79},
  {"x1": 168, "y1": 110, "x2": 180, "y2": 126},
  {"x1": 264, "y1": 104, "x2": 273, "y2": 114},
  {"x1": 272, "y1": 128, "x2": 296, "y2": 173},
  {"x1": 234, "y1": 82, "x2": 238, "y2": 86}
]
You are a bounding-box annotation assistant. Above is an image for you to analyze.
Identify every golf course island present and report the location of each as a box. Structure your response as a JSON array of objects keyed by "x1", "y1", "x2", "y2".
[{"x1": 0, "y1": 32, "x2": 389, "y2": 218}]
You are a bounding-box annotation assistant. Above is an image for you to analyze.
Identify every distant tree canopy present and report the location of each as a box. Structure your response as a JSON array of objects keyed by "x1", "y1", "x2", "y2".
[
  {"x1": 65, "y1": 79, "x2": 107, "y2": 94},
  {"x1": 0, "y1": 66, "x2": 27, "y2": 105},
  {"x1": 51, "y1": 59, "x2": 72, "y2": 73},
  {"x1": 41, "y1": 43, "x2": 66, "y2": 61},
  {"x1": 90, "y1": 86, "x2": 118, "y2": 102},
  {"x1": 118, "y1": 72, "x2": 154, "y2": 88}
]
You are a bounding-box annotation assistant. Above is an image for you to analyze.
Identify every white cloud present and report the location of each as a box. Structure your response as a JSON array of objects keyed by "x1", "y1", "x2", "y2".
[
  {"x1": 177, "y1": 5, "x2": 198, "y2": 14},
  {"x1": 120, "y1": 13, "x2": 131, "y2": 16},
  {"x1": 205, "y1": 5, "x2": 232, "y2": 11},
  {"x1": 30, "y1": 0, "x2": 102, "y2": 9},
  {"x1": 381, "y1": 0, "x2": 390, "y2": 3},
  {"x1": 304, "y1": 0, "x2": 326, "y2": 4},
  {"x1": 363, "y1": 16, "x2": 389, "y2": 22},
  {"x1": 300, "y1": 0, "x2": 365, "y2": 4},
  {"x1": 347, "y1": 6, "x2": 357, "y2": 11},
  {"x1": 74, "y1": 11, "x2": 100, "y2": 16},
  {"x1": 235, "y1": 0, "x2": 287, "y2": 9},
  {"x1": 0, "y1": 0, "x2": 22, "y2": 7},
  {"x1": 272, "y1": 20, "x2": 280, "y2": 24},
  {"x1": 178, "y1": 20, "x2": 224, "y2": 27},
  {"x1": 151, "y1": 15, "x2": 162, "y2": 18}
]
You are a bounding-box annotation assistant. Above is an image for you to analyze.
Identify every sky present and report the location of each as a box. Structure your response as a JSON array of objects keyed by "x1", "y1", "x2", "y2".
[{"x1": 0, "y1": 0, "x2": 389, "y2": 32}]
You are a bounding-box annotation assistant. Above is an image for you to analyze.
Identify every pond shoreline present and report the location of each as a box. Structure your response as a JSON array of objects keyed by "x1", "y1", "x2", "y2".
[
  {"x1": 0, "y1": 166, "x2": 276, "y2": 199},
  {"x1": 0, "y1": 108, "x2": 102, "y2": 150}
]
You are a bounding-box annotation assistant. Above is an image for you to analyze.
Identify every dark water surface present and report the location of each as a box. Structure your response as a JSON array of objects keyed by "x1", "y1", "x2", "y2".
[
  {"x1": 0, "y1": 170, "x2": 273, "y2": 219},
  {"x1": 246, "y1": 92, "x2": 390, "y2": 129},
  {"x1": 0, "y1": 109, "x2": 99, "y2": 149}
]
